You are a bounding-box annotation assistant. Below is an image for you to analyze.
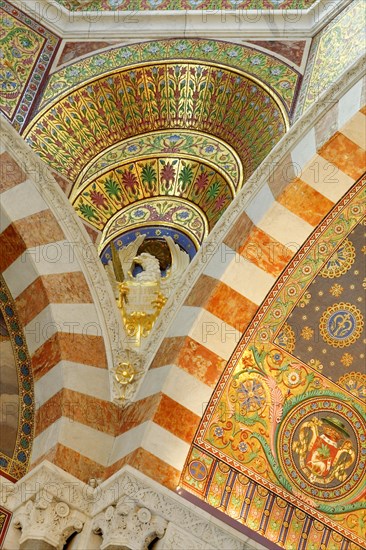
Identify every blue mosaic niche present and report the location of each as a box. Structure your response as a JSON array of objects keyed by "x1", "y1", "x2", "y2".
[{"x1": 100, "y1": 226, "x2": 197, "y2": 266}]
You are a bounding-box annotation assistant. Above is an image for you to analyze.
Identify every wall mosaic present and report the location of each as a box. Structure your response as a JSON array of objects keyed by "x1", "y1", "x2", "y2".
[
  {"x1": 53, "y1": 0, "x2": 319, "y2": 12},
  {"x1": 73, "y1": 155, "x2": 233, "y2": 245},
  {"x1": 0, "y1": 507, "x2": 11, "y2": 548},
  {"x1": 39, "y1": 39, "x2": 299, "y2": 115},
  {"x1": 101, "y1": 196, "x2": 208, "y2": 250},
  {"x1": 100, "y1": 226, "x2": 197, "y2": 264},
  {"x1": 276, "y1": 221, "x2": 365, "y2": 383},
  {"x1": 25, "y1": 62, "x2": 287, "y2": 184},
  {"x1": 0, "y1": 275, "x2": 34, "y2": 483},
  {"x1": 296, "y1": 0, "x2": 365, "y2": 116},
  {"x1": 181, "y1": 178, "x2": 366, "y2": 549},
  {"x1": 0, "y1": 0, "x2": 60, "y2": 132},
  {"x1": 77, "y1": 130, "x2": 242, "y2": 193}
]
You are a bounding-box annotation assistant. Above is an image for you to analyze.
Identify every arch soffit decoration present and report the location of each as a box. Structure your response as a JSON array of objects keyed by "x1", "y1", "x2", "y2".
[{"x1": 24, "y1": 38, "x2": 294, "y2": 254}]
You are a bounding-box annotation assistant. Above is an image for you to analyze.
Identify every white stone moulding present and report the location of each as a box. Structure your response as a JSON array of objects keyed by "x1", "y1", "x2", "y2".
[
  {"x1": 1, "y1": 461, "x2": 266, "y2": 549},
  {"x1": 10, "y1": 0, "x2": 351, "y2": 40}
]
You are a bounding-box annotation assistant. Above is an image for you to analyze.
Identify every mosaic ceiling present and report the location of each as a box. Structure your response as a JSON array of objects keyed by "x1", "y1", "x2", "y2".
[
  {"x1": 25, "y1": 53, "x2": 289, "y2": 252},
  {"x1": 0, "y1": 1, "x2": 60, "y2": 132},
  {"x1": 54, "y1": 0, "x2": 319, "y2": 11},
  {"x1": 182, "y1": 178, "x2": 366, "y2": 549}
]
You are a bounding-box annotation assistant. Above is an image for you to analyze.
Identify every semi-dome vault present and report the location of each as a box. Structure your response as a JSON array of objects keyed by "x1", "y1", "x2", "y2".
[{"x1": 24, "y1": 40, "x2": 292, "y2": 258}]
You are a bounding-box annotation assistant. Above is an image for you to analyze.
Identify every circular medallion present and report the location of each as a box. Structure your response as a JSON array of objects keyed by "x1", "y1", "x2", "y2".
[
  {"x1": 278, "y1": 398, "x2": 365, "y2": 501},
  {"x1": 319, "y1": 302, "x2": 363, "y2": 348},
  {"x1": 189, "y1": 460, "x2": 207, "y2": 481},
  {"x1": 320, "y1": 239, "x2": 355, "y2": 278}
]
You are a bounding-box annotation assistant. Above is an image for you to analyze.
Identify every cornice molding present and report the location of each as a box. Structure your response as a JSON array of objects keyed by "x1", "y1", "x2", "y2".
[{"x1": 10, "y1": 0, "x2": 351, "y2": 40}]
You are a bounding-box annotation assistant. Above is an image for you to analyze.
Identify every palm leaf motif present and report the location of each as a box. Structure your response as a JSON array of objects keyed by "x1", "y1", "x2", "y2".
[
  {"x1": 77, "y1": 202, "x2": 99, "y2": 222},
  {"x1": 140, "y1": 162, "x2": 157, "y2": 192},
  {"x1": 178, "y1": 163, "x2": 194, "y2": 193},
  {"x1": 206, "y1": 180, "x2": 221, "y2": 200},
  {"x1": 104, "y1": 177, "x2": 122, "y2": 201}
]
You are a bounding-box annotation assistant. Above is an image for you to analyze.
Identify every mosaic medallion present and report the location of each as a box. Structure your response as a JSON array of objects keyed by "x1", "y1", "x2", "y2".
[
  {"x1": 319, "y1": 302, "x2": 364, "y2": 348},
  {"x1": 320, "y1": 239, "x2": 356, "y2": 279},
  {"x1": 188, "y1": 460, "x2": 208, "y2": 481},
  {"x1": 279, "y1": 398, "x2": 365, "y2": 501}
]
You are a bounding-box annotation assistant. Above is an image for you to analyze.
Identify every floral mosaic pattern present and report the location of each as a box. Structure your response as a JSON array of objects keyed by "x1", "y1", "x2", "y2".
[
  {"x1": 26, "y1": 62, "x2": 287, "y2": 184},
  {"x1": 0, "y1": 275, "x2": 34, "y2": 482},
  {"x1": 39, "y1": 39, "x2": 299, "y2": 114},
  {"x1": 0, "y1": 1, "x2": 60, "y2": 132},
  {"x1": 54, "y1": 0, "x2": 319, "y2": 12},
  {"x1": 296, "y1": 0, "x2": 365, "y2": 116},
  {"x1": 73, "y1": 156, "x2": 232, "y2": 244},
  {"x1": 102, "y1": 197, "x2": 208, "y2": 249},
  {"x1": 182, "y1": 180, "x2": 366, "y2": 549},
  {"x1": 78, "y1": 130, "x2": 242, "y2": 192}
]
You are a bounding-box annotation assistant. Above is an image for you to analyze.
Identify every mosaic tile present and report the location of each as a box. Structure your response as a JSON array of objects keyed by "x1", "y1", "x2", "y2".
[
  {"x1": 0, "y1": 0, "x2": 60, "y2": 132},
  {"x1": 39, "y1": 39, "x2": 299, "y2": 115},
  {"x1": 28, "y1": 63, "x2": 287, "y2": 184},
  {"x1": 0, "y1": 506, "x2": 12, "y2": 547},
  {"x1": 296, "y1": 0, "x2": 365, "y2": 116},
  {"x1": 182, "y1": 179, "x2": 366, "y2": 548},
  {"x1": 54, "y1": 0, "x2": 319, "y2": 12}
]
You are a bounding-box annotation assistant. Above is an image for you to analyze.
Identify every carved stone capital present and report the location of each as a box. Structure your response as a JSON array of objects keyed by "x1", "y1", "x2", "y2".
[
  {"x1": 13, "y1": 496, "x2": 85, "y2": 550},
  {"x1": 93, "y1": 496, "x2": 167, "y2": 550}
]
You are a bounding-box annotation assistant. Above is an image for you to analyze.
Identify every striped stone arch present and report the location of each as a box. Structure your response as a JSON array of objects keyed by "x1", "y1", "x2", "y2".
[
  {"x1": 124, "y1": 61, "x2": 366, "y2": 488},
  {"x1": 0, "y1": 58, "x2": 364, "y2": 489},
  {"x1": 0, "y1": 120, "x2": 124, "y2": 480}
]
